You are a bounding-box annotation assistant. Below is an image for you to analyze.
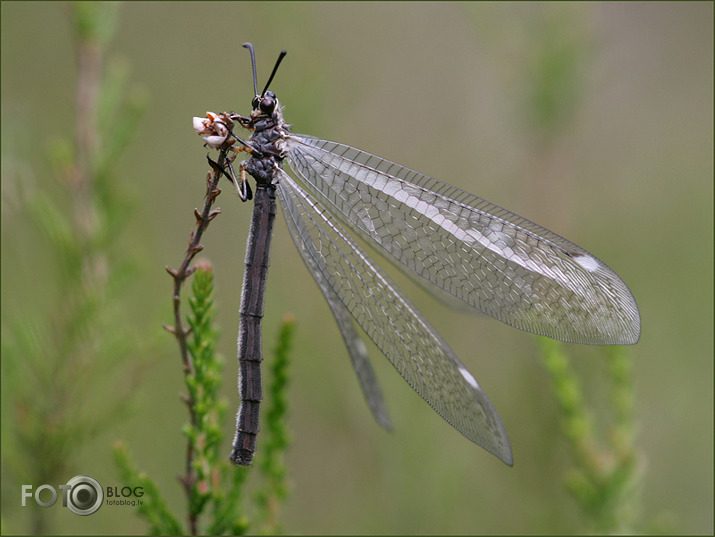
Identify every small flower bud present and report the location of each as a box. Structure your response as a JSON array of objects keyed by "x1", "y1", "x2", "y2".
[{"x1": 192, "y1": 112, "x2": 234, "y2": 149}]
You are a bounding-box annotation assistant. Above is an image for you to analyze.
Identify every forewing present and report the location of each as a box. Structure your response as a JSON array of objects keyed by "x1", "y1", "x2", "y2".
[
  {"x1": 286, "y1": 135, "x2": 640, "y2": 345},
  {"x1": 277, "y1": 170, "x2": 513, "y2": 465}
]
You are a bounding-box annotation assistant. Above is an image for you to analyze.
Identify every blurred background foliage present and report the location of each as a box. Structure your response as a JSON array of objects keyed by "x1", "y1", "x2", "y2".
[{"x1": 1, "y1": 2, "x2": 712, "y2": 534}]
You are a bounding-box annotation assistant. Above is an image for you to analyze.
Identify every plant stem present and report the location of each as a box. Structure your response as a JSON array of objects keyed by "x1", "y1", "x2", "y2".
[{"x1": 165, "y1": 153, "x2": 228, "y2": 535}]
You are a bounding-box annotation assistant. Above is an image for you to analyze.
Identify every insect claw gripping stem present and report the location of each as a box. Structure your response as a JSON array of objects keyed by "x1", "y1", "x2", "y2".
[{"x1": 223, "y1": 118, "x2": 254, "y2": 148}]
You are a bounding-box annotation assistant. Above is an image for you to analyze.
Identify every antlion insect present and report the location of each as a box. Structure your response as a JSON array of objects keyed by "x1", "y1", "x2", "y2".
[{"x1": 193, "y1": 43, "x2": 640, "y2": 466}]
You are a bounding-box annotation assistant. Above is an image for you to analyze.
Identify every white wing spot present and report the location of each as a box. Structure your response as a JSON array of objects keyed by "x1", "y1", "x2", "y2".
[
  {"x1": 572, "y1": 253, "x2": 600, "y2": 273},
  {"x1": 354, "y1": 338, "x2": 368, "y2": 357},
  {"x1": 459, "y1": 366, "x2": 481, "y2": 390}
]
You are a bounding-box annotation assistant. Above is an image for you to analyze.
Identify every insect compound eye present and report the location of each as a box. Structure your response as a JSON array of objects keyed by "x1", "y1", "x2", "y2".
[
  {"x1": 259, "y1": 95, "x2": 276, "y2": 114},
  {"x1": 251, "y1": 96, "x2": 260, "y2": 110}
]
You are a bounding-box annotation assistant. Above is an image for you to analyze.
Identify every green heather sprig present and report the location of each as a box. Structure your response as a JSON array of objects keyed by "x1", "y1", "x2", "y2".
[
  {"x1": 183, "y1": 264, "x2": 228, "y2": 522},
  {"x1": 113, "y1": 443, "x2": 184, "y2": 536},
  {"x1": 538, "y1": 339, "x2": 641, "y2": 533},
  {"x1": 254, "y1": 315, "x2": 294, "y2": 535},
  {"x1": 115, "y1": 149, "x2": 293, "y2": 534},
  {"x1": 1, "y1": 3, "x2": 146, "y2": 534},
  {"x1": 116, "y1": 261, "x2": 294, "y2": 534}
]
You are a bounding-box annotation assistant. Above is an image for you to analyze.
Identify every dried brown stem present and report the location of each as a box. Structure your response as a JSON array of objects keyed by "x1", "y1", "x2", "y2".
[{"x1": 165, "y1": 151, "x2": 227, "y2": 536}]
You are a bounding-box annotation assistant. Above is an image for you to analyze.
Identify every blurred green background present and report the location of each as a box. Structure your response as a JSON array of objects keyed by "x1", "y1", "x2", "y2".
[{"x1": 2, "y1": 2, "x2": 712, "y2": 534}]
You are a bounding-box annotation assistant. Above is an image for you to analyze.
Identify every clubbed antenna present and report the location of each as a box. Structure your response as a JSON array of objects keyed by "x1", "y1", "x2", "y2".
[
  {"x1": 242, "y1": 42, "x2": 259, "y2": 96},
  {"x1": 261, "y1": 50, "x2": 287, "y2": 97}
]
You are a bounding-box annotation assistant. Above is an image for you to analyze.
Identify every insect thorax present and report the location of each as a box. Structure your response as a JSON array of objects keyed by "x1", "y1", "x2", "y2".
[{"x1": 246, "y1": 105, "x2": 288, "y2": 186}]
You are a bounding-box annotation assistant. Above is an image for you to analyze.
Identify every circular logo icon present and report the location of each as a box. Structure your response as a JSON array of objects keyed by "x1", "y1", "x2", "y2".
[{"x1": 65, "y1": 475, "x2": 103, "y2": 515}]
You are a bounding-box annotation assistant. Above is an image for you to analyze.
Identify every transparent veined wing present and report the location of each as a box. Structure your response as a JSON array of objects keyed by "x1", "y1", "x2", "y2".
[
  {"x1": 286, "y1": 135, "x2": 640, "y2": 345},
  {"x1": 276, "y1": 169, "x2": 513, "y2": 465},
  {"x1": 279, "y1": 171, "x2": 392, "y2": 431}
]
